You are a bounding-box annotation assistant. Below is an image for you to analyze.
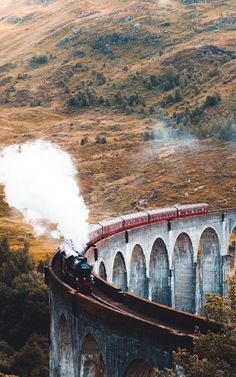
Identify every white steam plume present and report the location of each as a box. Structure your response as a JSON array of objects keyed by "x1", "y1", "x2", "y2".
[{"x1": 0, "y1": 140, "x2": 89, "y2": 251}]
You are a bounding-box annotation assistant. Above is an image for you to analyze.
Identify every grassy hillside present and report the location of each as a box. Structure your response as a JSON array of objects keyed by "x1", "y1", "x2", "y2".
[{"x1": 0, "y1": 0, "x2": 235, "y2": 258}]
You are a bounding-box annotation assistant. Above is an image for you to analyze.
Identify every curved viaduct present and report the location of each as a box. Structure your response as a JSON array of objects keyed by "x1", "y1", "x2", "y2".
[{"x1": 46, "y1": 208, "x2": 236, "y2": 377}]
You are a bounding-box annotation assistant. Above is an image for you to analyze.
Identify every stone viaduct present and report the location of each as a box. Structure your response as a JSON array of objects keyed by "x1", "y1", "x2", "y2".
[{"x1": 46, "y1": 208, "x2": 236, "y2": 377}]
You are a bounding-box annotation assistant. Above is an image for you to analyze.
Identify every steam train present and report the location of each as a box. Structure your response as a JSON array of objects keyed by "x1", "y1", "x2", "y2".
[
  {"x1": 61, "y1": 250, "x2": 94, "y2": 294},
  {"x1": 88, "y1": 203, "x2": 208, "y2": 245},
  {"x1": 60, "y1": 203, "x2": 208, "y2": 293}
]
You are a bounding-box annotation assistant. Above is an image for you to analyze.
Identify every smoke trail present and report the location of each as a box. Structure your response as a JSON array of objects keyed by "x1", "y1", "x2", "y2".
[{"x1": 0, "y1": 140, "x2": 89, "y2": 251}]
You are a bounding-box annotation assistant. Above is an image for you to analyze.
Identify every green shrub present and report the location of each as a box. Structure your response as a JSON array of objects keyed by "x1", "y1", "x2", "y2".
[
  {"x1": 96, "y1": 73, "x2": 106, "y2": 85},
  {"x1": 175, "y1": 89, "x2": 183, "y2": 102},
  {"x1": 95, "y1": 134, "x2": 107, "y2": 144},
  {"x1": 80, "y1": 136, "x2": 88, "y2": 145},
  {"x1": 67, "y1": 89, "x2": 97, "y2": 108},
  {"x1": 30, "y1": 99, "x2": 41, "y2": 107},
  {"x1": 29, "y1": 55, "x2": 48, "y2": 67},
  {"x1": 204, "y1": 92, "x2": 221, "y2": 108},
  {"x1": 162, "y1": 65, "x2": 179, "y2": 91}
]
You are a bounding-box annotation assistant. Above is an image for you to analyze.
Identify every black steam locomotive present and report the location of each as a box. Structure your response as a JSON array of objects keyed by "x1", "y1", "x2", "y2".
[{"x1": 61, "y1": 251, "x2": 94, "y2": 294}]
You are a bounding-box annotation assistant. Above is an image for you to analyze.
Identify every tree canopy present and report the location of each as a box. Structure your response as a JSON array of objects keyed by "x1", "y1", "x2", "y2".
[
  {"x1": 154, "y1": 275, "x2": 236, "y2": 377},
  {"x1": 0, "y1": 237, "x2": 49, "y2": 377}
]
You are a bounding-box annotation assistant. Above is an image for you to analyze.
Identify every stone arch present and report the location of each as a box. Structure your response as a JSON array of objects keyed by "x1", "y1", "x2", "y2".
[
  {"x1": 173, "y1": 233, "x2": 195, "y2": 313},
  {"x1": 198, "y1": 227, "x2": 221, "y2": 305},
  {"x1": 58, "y1": 315, "x2": 74, "y2": 377},
  {"x1": 79, "y1": 335, "x2": 106, "y2": 377},
  {"x1": 149, "y1": 238, "x2": 170, "y2": 306},
  {"x1": 124, "y1": 359, "x2": 154, "y2": 377},
  {"x1": 129, "y1": 244, "x2": 148, "y2": 298},
  {"x1": 112, "y1": 252, "x2": 128, "y2": 291},
  {"x1": 98, "y1": 261, "x2": 107, "y2": 280}
]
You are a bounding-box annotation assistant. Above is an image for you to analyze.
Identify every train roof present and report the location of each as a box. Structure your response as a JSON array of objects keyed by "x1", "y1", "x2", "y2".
[
  {"x1": 99, "y1": 217, "x2": 124, "y2": 226},
  {"x1": 147, "y1": 207, "x2": 177, "y2": 215},
  {"x1": 89, "y1": 223, "x2": 103, "y2": 231},
  {"x1": 175, "y1": 203, "x2": 208, "y2": 209},
  {"x1": 119, "y1": 212, "x2": 149, "y2": 221}
]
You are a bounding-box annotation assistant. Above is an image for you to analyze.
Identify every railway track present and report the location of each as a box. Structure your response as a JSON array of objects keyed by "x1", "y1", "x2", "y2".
[
  {"x1": 46, "y1": 252, "x2": 220, "y2": 353},
  {"x1": 90, "y1": 288, "x2": 193, "y2": 338}
]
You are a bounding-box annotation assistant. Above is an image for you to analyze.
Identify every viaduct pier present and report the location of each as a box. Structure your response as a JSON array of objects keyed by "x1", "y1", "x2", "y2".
[{"x1": 46, "y1": 207, "x2": 236, "y2": 376}]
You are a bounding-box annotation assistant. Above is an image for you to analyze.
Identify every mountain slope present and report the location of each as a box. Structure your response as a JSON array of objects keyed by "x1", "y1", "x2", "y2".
[{"x1": 0, "y1": 0, "x2": 235, "y2": 258}]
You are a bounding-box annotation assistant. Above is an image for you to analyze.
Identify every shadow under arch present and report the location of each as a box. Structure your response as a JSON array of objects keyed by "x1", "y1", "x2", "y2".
[
  {"x1": 198, "y1": 227, "x2": 221, "y2": 306},
  {"x1": 149, "y1": 238, "x2": 170, "y2": 305},
  {"x1": 124, "y1": 359, "x2": 154, "y2": 377},
  {"x1": 98, "y1": 261, "x2": 107, "y2": 280},
  {"x1": 129, "y1": 244, "x2": 148, "y2": 298},
  {"x1": 58, "y1": 314, "x2": 74, "y2": 377},
  {"x1": 79, "y1": 334, "x2": 106, "y2": 377},
  {"x1": 112, "y1": 251, "x2": 128, "y2": 291},
  {"x1": 173, "y1": 232, "x2": 195, "y2": 312}
]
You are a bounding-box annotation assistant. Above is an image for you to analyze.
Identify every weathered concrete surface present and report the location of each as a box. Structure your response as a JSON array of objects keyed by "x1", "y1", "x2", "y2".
[
  {"x1": 49, "y1": 209, "x2": 236, "y2": 376},
  {"x1": 173, "y1": 233, "x2": 195, "y2": 313},
  {"x1": 49, "y1": 278, "x2": 171, "y2": 377},
  {"x1": 149, "y1": 238, "x2": 170, "y2": 306},
  {"x1": 112, "y1": 252, "x2": 128, "y2": 292},
  {"x1": 92, "y1": 210, "x2": 236, "y2": 314}
]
